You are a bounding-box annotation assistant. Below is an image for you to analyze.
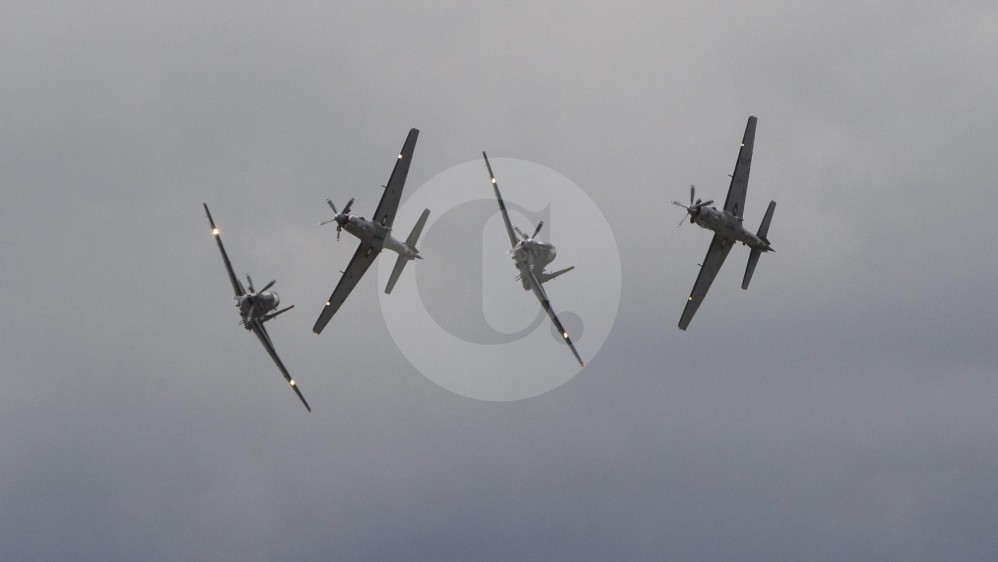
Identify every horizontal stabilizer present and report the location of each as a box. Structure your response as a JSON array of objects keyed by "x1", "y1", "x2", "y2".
[
  {"x1": 261, "y1": 305, "x2": 294, "y2": 323},
  {"x1": 386, "y1": 209, "x2": 430, "y2": 294},
  {"x1": 385, "y1": 254, "x2": 408, "y2": 294},
  {"x1": 757, "y1": 200, "x2": 776, "y2": 243},
  {"x1": 406, "y1": 208, "x2": 431, "y2": 247},
  {"x1": 742, "y1": 250, "x2": 761, "y2": 290},
  {"x1": 539, "y1": 265, "x2": 574, "y2": 284}
]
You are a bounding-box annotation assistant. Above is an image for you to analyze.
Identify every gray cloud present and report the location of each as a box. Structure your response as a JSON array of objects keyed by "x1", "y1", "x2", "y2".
[{"x1": 2, "y1": 1, "x2": 997, "y2": 560}]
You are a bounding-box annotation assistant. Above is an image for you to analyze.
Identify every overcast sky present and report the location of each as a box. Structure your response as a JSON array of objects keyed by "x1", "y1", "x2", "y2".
[{"x1": 3, "y1": 1, "x2": 998, "y2": 560}]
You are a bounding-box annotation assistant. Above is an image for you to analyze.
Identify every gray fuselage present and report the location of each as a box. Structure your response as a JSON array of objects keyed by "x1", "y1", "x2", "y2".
[
  {"x1": 340, "y1": 215, "x2": 420, "y2": 259},
  {"x1": 693, "y1": 207, "x2": 772, "y2": 251},
  {"x1": 238, "y1": 291, "x2": 279, "y2": 328},
  {"x1": 512, "y1": 239, "x2": 556, "y2": 289}
]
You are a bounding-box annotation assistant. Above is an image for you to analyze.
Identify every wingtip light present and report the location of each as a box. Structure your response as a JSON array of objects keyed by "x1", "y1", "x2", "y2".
[
  {"x1": 491, "y1": 177, "x2": 496, "y2": 184},
  {"x1": 212, "y1": 227, "x2": 219, "y2": 236},
  {"x1": 397, "y1": 153, "x2": 403, "y2": 159},
  {"x1": 289, "y1": 379, "x2": 296, "y2": 386},
  {"x1": 562, "y1": 332, "x2": 569, "y2": 339}
]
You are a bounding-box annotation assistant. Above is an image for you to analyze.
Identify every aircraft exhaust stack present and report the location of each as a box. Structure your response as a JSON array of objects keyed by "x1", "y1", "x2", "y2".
[{"x1": 385, "y1": 208, "x2": 431, "y2": 294}]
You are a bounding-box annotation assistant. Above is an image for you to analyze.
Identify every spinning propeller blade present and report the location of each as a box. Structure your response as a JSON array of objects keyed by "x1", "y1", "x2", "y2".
[{"x1": 532, "y1": 221, "x2": 544, "y2": 239}]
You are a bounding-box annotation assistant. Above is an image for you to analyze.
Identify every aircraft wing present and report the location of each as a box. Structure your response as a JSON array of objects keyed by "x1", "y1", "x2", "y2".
[
  {"x1": 722, "y1": 116, "x2": 756, "y2": 219},
  {"x1": 523, "y1": 265, "x2": 584, "y2": 367},
  {"x1": 203, "y1": 203, "x2": 246, "y2": 297},
  {"x1": 483, "y1": 151, "x2": 519, "y2": 248},
  {"x1": 679, "y1": 234, "x2": 733, "y2": 330},
  {"x1": 371, "y1": 128, "x2": 419, "y2": 231},
  {"x1": 312, "y1": 242, "x2": 381, "y2": 334},
  {"x1": 249, "y1": 320, "x2": 311, "y2": 412}
]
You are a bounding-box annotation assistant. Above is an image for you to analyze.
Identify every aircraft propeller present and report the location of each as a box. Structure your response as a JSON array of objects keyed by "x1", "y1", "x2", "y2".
[
  {"x1": 515, "y1": 220, "x2": 544, "y2": 241},
  {"x1": 320, "y1": 198, "x2": 354, "y2": 241},
  {"x1": 242, "y1": 275, "x2": 276, "y2": 300},
  {"x1": 672, "y1": 185, "x2": 713, "y2": 226},
  {"x1": 531, "y1": 221, "x2": 544, "y2": 239}
]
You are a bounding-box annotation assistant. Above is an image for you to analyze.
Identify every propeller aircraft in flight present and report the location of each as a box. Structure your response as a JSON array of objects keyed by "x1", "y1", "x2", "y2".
[
  {"x1": 203, "y1": 203, "x2": 311, "y2": 412},
  {"x1": 673, "y1": 115, "x2": 776, "y2": 331},
  {"x1": 313, "y1": 128, "x2": 430, "y2": 334},
  {"x1": 482, "y1": 151, "x2": 584, "y2": 367}
]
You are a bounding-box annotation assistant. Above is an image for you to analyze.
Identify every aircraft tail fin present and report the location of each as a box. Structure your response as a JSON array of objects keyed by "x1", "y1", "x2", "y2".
[
  {"x1": 385, "y1": 209, "x2": 430, "y2": 294},
  {"x1": 742, "y1": 201, "x2": 776, "y2": 290}
]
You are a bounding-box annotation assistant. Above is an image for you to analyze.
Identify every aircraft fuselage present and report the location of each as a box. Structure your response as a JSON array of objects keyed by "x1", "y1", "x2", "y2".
[
  {"x1": 238, "y1": 291, "x2": 280, "y2": 328},
  {"x1": 694, "y1": 207, "x2": 772, "y2": 252},
  {"x1": 512, "y1": 239, "x2": 557, "y2": 289},
  {"x1": 340, "y1": 215, "x2": 420, "y2": 260}
]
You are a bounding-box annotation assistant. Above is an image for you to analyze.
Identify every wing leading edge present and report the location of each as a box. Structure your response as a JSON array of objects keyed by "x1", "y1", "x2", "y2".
[
  {"x1": 524, "y1": 267, "x2": 584, "y2": 367},
  {"x1": 204, "y1": 202, "x2": 245, "y2": 297},
  {"x1": 313, "y1": 242, "x2": 380, "y2": 334},
  {"x1": 250, "y1": 320, "x2": 311, "y2": 412},
  {"x1": 372, "y1": 128, "x2": 419, "y2": 230},
  {"x1": 678, "y1": 234, "x2": 733, "y2": 330},
  {"x1": 722, "y1": 115, "x2": 756, "y2": 219},
  {"x1": 482, "y1": 152, "x2": 519, "y2": 249}
]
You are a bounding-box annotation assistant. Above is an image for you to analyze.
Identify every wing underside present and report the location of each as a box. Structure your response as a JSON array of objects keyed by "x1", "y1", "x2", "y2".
[
  {"x1": 313, "y1": 242, "x2": 380, "y2": 334},
  {"x1": 679, "y1": 234, "x2": 733, "y2": 330},
  {"x1": 250, "y1": 321, "x2": 311, "y2": 412},
  {"x1": 722, "y1": 116, "x2": 756, "y2": 219},
  {"x1": 371, "y1": 128, "x2": 419, "y2": 230},
  {"x1": 203, "y1": 203, "x2": 246, "y2": 297},
  {"x1": 523, "y1": 265, "x2": 584, "y2": 367},
  {"x1": 482, "y1": 152, "x2": 519, "y2": 249}
]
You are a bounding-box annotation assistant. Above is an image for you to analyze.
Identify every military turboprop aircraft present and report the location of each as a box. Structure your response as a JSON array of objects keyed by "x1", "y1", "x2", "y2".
[
  {"x1": 482, "y1": 152, "x2": 584, "y2": 367},
  {"x1": 672, "y1": 115, "x2": 776, "y2": 331},
  {"x1": 312, "y1": 128, "x2": 430, "y2": 334},
  {"x1": 203, "y1": 203, "x2": 311, "y2": 412}
]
